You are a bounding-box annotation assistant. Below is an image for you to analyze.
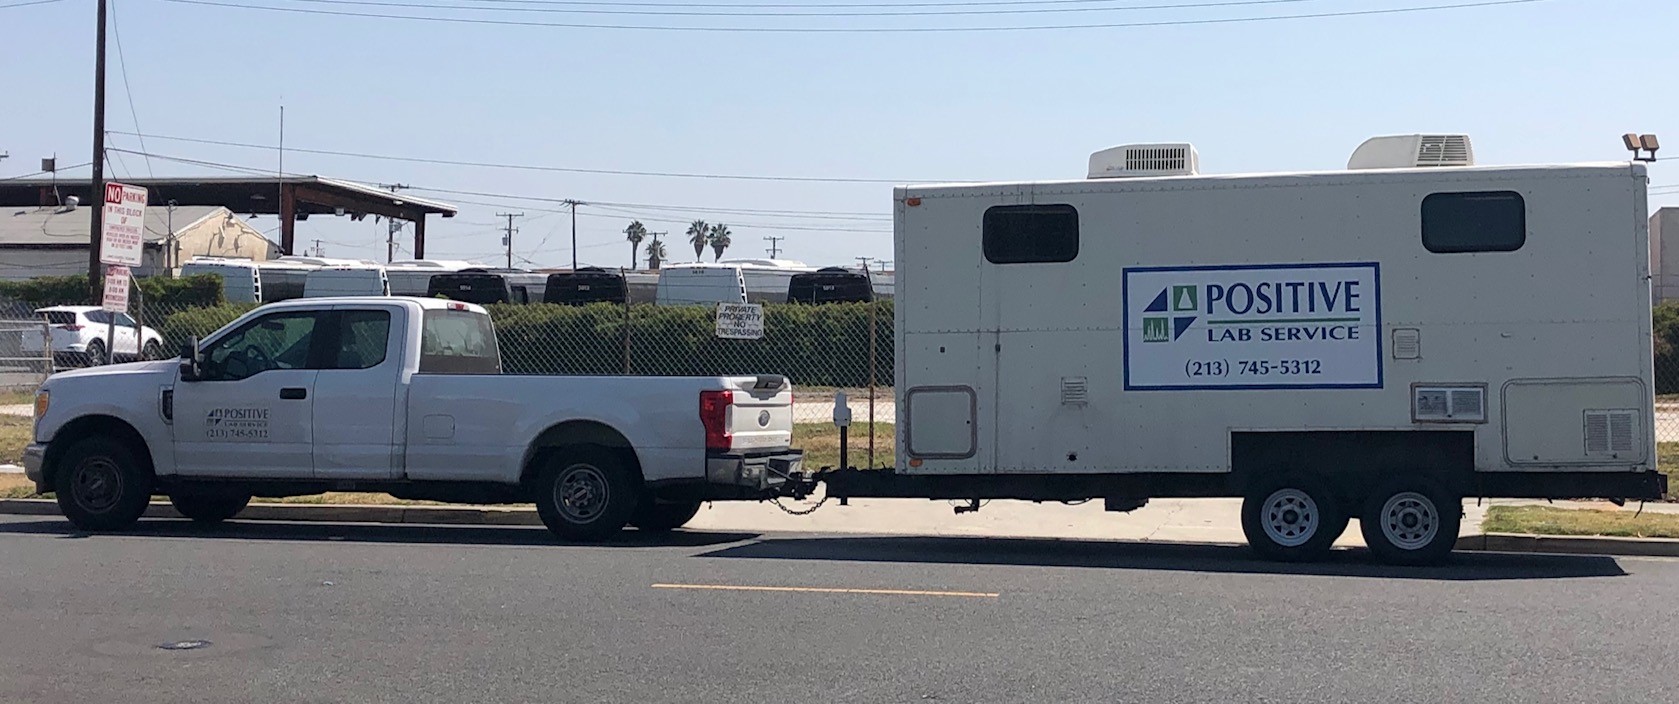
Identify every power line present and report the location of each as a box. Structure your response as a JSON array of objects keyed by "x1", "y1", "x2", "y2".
[
  {"x1": 109, "y1": 129, "x2": 933, "y2": 184},
  {"x1": 108, "y1": 0, "x2": 153, "y2": 177},
  {"x1": 0, "y1": 0, "x2": 66, "y2": 9},
  {"x1": 404, "y1": 186, "x2": 890, "y2": 220},
  {"x1": 423, "y1": 0, "x2": 1318, "y2": 8},
  {"x1": 273, "y1": 0, "x2": 1323, "y2": 19},
  {"x1": 157, "y1": 0, "x2": 1554, "y2": 33}
]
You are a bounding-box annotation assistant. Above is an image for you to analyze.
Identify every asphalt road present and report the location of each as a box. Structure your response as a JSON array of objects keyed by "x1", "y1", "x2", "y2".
[{"x1": 1, "y1": 515, "x2": 1676, "y2": 704}]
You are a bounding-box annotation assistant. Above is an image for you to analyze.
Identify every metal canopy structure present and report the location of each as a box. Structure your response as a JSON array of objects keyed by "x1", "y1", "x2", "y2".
[{"x1": 0, "y1": 176, "x2": 457, "y2": 257}]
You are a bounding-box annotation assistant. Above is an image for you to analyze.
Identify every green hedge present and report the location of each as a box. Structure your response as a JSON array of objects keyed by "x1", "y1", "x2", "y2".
[
  {"x1": 158, "y1": 303, "x2": 259, "y2": 350},
  {"x1": 161, "y1": 301, "x2": 893, "y2": 387},
  {"x1": 0, "y1": 274, "x2": 225, "y2": 309}
]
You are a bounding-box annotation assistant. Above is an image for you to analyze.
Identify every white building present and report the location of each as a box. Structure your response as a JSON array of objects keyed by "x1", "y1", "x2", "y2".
[{"x1": 0, "y1": 202, "x2": 278, "y2": 280}]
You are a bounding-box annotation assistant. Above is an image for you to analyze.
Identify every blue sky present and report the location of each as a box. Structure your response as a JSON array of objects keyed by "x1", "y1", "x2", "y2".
[{"x1": 3, "y1": 0, "x2": 1676, "y2": 268}]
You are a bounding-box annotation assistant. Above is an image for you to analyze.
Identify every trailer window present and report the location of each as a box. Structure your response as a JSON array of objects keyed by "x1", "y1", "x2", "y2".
[
  {"x1": 983, "y1": 204, "x2": 1079, "y2": 264},
  {"x1": 1421, "y1": 191, "x2": 1526, "y2": 253}
]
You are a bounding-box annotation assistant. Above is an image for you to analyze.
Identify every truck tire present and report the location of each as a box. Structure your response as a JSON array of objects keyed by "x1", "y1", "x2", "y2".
[
  {"x1": 168, "y1": 490, "x2": 251, "y2": 524},
  {"x1": 1360, "y1": 478, "x2": 1460, "y2": 566},
  {"x1": 1241, "y1": 473, "x2": 1344, "y2": 563},
  {"x1": 533, "y1": 446, "x2": 639, "y2": 541},
  {"x1": 53, "y1": 436, "x2": 151, "y2": 531},
  {"x1": 630, "y1": 500, "x2": 703, "y2": 533}
]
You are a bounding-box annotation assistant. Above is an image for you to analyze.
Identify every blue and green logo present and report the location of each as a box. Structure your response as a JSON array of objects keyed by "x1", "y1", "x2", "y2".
[{"x1": 1142, "y1": 285, "x2": 1198, "y2": 342}]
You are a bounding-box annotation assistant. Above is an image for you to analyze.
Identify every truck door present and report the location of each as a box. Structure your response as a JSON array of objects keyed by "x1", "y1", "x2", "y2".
[
  {"x1": 979, "y1": 199, "x2": 1084, "y2": 473},
  {"x1": 311, "y1": 307, "x2": 403, "y2": 480},
  {"x1": 172, "y1": 309, "x2": 322, "y2": 478}
]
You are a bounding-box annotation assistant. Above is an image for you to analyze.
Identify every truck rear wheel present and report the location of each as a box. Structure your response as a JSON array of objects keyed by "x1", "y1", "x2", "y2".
[
  {"x1": 533, "y1": 446, "x2": 638, "y2": 541},
  {"x1": 168, "y1": 490, "x2": 251, "y2": 524},
  {"x1": 1360, "y1": 478, "x2": 1460, "y2": 566},
  {"x1": 1241, "y1": 474, "x2": 1344, "y2": 562},
  {"x1": 630, "y1": 500, "x2": 703, "y2": 533},
  {"x1": 53, "y1": 436, "x2": 151, "y2": 531}
]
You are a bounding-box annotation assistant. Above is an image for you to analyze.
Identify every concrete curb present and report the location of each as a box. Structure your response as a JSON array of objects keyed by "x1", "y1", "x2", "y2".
[
  {"x1": 0, "y1": 498, "x2": 545, "y2": 526},
  {"x1": 1455, "y1": 532, "x2": 1679, "y2": 558}
]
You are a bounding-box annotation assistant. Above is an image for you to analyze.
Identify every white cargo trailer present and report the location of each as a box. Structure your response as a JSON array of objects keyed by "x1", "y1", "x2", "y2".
[{"x1": 820, "y1": 137, "x2": 1666, "y2": 565}]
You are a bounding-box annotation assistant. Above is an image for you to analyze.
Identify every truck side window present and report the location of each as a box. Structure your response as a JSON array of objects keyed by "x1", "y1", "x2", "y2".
[
  {"x1": 199, "y1": 311, "x2": 319, "y2": 381},
  {"x1": 983, "y1": 204, "x2": 1079, "y2": 264},
  {"x1": 1421, "y1": 191, "x2": 1526, "y2": 253},
  {"x1": 419, "y1": 309, "x2": 501, "y2": 375},
  {"x1": 326, "y1": 310, "x2": 391, "y2": 371}
]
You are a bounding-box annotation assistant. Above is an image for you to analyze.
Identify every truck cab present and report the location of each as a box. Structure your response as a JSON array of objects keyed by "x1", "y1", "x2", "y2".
[{"x1": 25, "y1": 297, "x2": 803, "y2": 540}]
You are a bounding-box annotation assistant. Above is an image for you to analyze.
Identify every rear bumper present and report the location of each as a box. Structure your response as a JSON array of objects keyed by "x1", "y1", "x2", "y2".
[{"x1": 706, "y1": 449, "x2": 806, "y2": 492}]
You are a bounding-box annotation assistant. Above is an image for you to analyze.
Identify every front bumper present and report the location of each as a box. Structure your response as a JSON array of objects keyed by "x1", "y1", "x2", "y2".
[
  {"x1": 706, "y1": 449, "x2": 806, "y2": 492},
  {"x1": 23, "y1": 443, "x2": 46, "y2": 492}
]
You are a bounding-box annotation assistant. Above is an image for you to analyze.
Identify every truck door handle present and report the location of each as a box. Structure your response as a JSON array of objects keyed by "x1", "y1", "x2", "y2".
[{"x1": 280, "y1": 387, "x2": 308, "y2": 400}]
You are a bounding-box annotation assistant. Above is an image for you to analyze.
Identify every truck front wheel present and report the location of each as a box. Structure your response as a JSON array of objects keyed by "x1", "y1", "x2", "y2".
[
  {"x1": 1359, "y1": 478, "x2": 1460, "y2": 566},
  {"x1": 1241, "y1": 474, "x2": 1344, "y2": 562},
  {"x1": 53, "y1": 436, "x2": 152, "y2": 531},
  {"x1": 169, "y1": 490, "x2": 251, "y2": 524},
  {"x1": 533, "y1": 446, "x2": 639, "y2": 541},
  {"x1": 630, "y1": 499, "x2": 703, "y2": 533}
]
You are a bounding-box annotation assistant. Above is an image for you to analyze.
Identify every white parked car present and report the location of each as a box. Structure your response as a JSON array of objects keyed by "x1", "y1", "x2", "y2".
[{"x1": 24, "y1": 306, "x2": 166, "y2": 366}]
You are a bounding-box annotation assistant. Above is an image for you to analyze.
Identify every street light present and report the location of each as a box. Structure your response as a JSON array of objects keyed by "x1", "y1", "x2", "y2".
[{"x1": 1624, "y1": 133, "x2": 1661, "y2": 162}]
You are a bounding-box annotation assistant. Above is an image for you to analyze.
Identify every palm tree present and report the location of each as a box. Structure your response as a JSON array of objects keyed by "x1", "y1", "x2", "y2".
[
  {"x1": 686, "y1": 220, "x2": 709, "y2": 262},
  {"x1": 623, "y1": 220, "x2": 647, "y2": 269},
  {"x1": 646, "y1": 238, "x2": 668, "y2": 270},
  {"x1": 708, "y1": 223, "x2": 732, "y2": 261}
]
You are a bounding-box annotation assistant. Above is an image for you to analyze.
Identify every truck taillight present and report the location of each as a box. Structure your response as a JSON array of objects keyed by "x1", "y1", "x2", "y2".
[{"x1": 700, "y1": 389, "x2": 733, "y2": 452}]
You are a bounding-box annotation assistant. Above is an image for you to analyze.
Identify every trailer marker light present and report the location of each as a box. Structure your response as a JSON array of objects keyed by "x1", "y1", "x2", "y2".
[{"x1": 905, "y1": 197, "x2": 922, "y2": 207}]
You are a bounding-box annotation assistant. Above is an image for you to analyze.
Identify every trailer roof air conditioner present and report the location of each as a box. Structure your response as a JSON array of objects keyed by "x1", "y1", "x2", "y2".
[
  {"x1": 1088, "y1": 143, "x2": 1199, "y2": 179},
  {"x1": 1348, "y1": 134, "x2": 1474, "y2": 170}
]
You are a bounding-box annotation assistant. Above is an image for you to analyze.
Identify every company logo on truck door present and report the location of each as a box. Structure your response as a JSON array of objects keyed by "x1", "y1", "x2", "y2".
[{"x1": 1123, "y1": 263, "x2": 1382, "y2": 391}]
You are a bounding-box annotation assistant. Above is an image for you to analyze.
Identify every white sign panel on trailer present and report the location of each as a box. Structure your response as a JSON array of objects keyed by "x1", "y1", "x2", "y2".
[
  {"x1": 715, "y1": 302, "x2": 765, "y2": 340},
  {"x1": 100, "y1": 182, "x2": 148, "y2": 267},
  {"x1": 102, "y1": 265, "x2": 131, "y2": 313},
  {"x1": 1123, "y1": 262, "x2": 1382, "y2": 391}
]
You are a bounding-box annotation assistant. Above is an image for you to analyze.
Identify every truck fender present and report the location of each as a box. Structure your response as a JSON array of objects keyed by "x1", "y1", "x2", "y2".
[{"x1": 519, "y1": 420, "x2": 644, "y2": 486}]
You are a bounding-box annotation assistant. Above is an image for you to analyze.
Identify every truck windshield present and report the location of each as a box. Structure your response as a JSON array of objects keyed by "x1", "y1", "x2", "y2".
[{"x1": 419, "y1": 309, "x2": 501, "y2": 374}]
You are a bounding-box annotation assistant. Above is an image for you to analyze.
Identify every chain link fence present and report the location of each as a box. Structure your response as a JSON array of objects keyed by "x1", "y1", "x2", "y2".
[{"x1": 44, "y1": 294, "x2": 895, "y2": 467}]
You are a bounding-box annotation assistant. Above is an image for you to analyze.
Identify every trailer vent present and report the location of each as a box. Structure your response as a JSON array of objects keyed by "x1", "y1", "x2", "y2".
[
  {"x1": 1412, "y1": 385, "x2": 1485, "y2": 423},
  {"x1": 1348, "y1": 134, "x2": 1475, "y2": 170},
  {"x1": 1088, "y1": 143, "x2": 1199, "y2": 179},
  {"x1": 1584, "y1": 410, "x2": 1639, "y2": 456},
  {"x1": 1061, "y1": 377, "x2": 1089, "y2": 406}
]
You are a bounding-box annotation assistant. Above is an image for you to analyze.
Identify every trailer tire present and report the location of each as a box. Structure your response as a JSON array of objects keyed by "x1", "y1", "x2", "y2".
[
  {"x1": 168, "y1": 490, "x2": 251, "y2": 524},
  {"x1": 630, "y1": 500, "x2": 703, "y2": 533},
  {"x1": 53, "y1": 436, "x2": 151, "y2": 532},
  {"x1": 1241, "y1": 473, "x2": 1343, "y2": 562},
  {"x1": 1360, "y1": 478, "x2": 1460, "y2": 566},
  {"x1": 533, "y1": 446, "x2": 638, "y2": 541}
]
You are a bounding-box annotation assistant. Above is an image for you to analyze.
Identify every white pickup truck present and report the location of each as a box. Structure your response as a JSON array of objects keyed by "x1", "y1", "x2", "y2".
[{"x1": 24, "y1": 296, "x2": 803, "y2": 539}]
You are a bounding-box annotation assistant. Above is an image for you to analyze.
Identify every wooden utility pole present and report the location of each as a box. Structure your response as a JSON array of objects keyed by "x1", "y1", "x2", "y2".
[
  {"x1": 562, "y1": 199, "x2": 584, "y2": 270},
  {"x1": 764, "y1": 236, "x2": 784, "y2": 259},
  {"x1": 87, "y1": 0, "x2": 108, "y2": 296},
  {"x1": 498, "y1": 212, "x2": 524, "y2": 268}
]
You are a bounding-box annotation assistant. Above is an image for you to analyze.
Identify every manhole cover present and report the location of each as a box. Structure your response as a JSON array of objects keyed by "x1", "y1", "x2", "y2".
[{"x1": 157, "y1": 640, "x2": 212, "y2": 651}]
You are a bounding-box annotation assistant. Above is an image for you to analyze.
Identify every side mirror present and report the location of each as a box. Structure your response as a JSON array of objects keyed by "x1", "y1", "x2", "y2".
[{"x1": 178, "y1": 337, "x2": 201, "y2": 382}]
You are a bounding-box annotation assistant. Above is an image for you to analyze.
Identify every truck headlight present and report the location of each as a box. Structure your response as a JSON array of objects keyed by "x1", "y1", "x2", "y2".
[{"x1": 33, "y1": 390, "x2": 48, "y2": 420}]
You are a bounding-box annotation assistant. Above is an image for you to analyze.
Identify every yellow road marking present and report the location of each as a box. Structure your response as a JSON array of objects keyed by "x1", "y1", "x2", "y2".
[{"x1": 651, "y1": 583, "x2": 999, "y2": 598}]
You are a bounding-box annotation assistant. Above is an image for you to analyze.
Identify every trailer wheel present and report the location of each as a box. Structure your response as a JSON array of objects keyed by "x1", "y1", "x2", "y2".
[
  {"x1": 1241, "y1": 474, "x2": 1343, "y2": 562},
  {"x1": 1360, "y1": 478, "x2": 1460, "y2": 566},
  {"x1": 630, "y1": 500, "x2": 703, "y2": 533},
  {"x1": 533, "y1": 446, "x2": 638, "y2": 541},
  {"x1": 53, "y1": 436, "x2": 151, "y2": 531},
  {"x1": 168, "y1": 490, "x2": 251, "y2": 524}
]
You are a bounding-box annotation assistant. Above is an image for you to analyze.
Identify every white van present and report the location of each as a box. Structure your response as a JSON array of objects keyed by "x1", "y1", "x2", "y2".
[
  {"x1": 180, "y1": 257, "x2": 262, "y2": 303},
  {"x1": 655, "y1": 263, "x2": 748, "y2": 306},
  {"x1": 721, "y1": 259, "x2": 815, "y2": 303},
  {"x1": 304, "y1": 266, "x2": 390, "y2": 298},
  {"x1": 385, "y1": 259, "x2": 480, "y2": 297}
]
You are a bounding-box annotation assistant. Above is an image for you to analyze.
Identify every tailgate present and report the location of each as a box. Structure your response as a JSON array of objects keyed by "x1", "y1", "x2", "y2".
[{"x1": 723, "y1": 376, "x2": 793, "y2": 451}]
